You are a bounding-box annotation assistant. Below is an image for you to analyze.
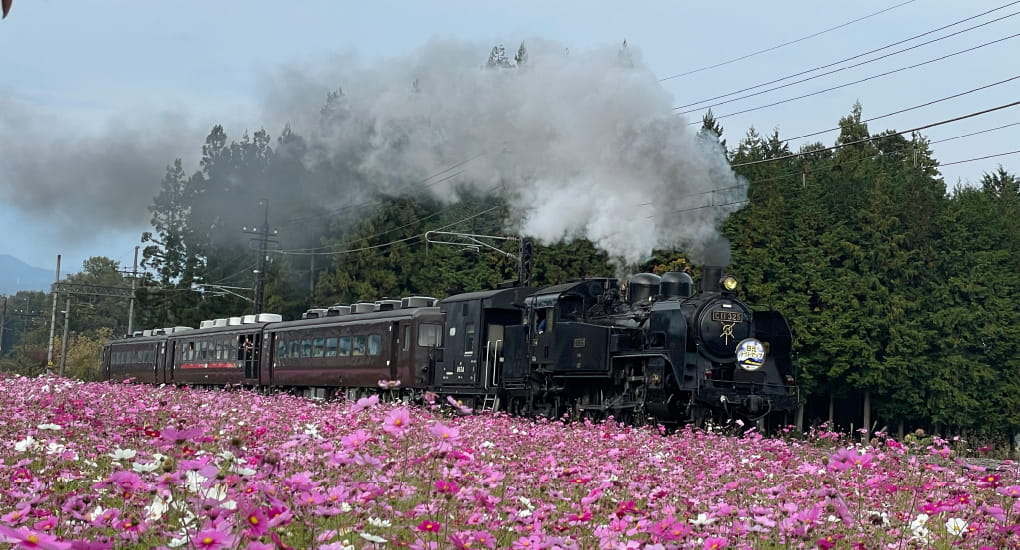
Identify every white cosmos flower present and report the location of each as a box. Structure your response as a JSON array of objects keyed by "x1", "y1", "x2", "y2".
[
  {"x1": 367, "y1": 517, "x2": 391, "y2": 528},
  {"x1": 145, "y1": 495, "x2": 171, "y2": 521},
  {"x1": 14, "y1": 436, "x2": 37, "y2": 452},
  {"x1": 46, "y1": 442, "x2": 66, "y2": 455},
  {"x1": 359, "y1": 533, "x2": 387, "y2": 543},
  {"x1": 184, "y1": 471, "x2": 208, "y2": 492},
  {"x1": 946, "y1": 517, "x2": 967, "y2": 536},
  {"x1": 690, "y1": 513, "x2": 716, "y2": 526},
  {"x1": 132, "y1": 461, "x2": 159, "y2": 473},
  {"x1": 37, "y1": 423, "x2": 62, "y2": 430},
  {"x1": 109, "y1": 448, "x2": 137, "y2": 460}
]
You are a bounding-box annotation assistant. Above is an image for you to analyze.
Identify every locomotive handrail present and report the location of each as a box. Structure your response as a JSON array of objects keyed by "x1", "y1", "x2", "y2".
[{"x1": 483, "y1": 339, "x2": 503, "y2": 388}]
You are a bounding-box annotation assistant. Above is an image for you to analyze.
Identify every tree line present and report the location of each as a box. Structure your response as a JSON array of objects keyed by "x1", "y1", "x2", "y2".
[{"x1": 2, "y1": 52, "x2": 1017, "y2": 439}]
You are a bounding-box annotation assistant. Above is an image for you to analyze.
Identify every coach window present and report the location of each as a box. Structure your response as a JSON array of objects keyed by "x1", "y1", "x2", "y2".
[
  {"x1": 277, "y1": 340, "x2": 288, "y2": 359},
  {"x1": 325, "y1": 337, "x2": 338, "y2": 357},
  {"x1": 368, "y1": 334, "x2": 381, "y2": 356},
  {"x1": 353, "y1": 335, "x2": 366, "y2": 356},
  {"x1": 301, "y1": 339, "x2": 312, "y2": 358},
  {"x1": 418, "y1": 323, "x2": 442, "y2": 347},
  {"x1": 313, "y1": 338, "x2": 325, "y2": 357},
  {"x1": 339, "y1": 336, "x2": 352, "y2": 356},
  {"x1": 402, "y1": 325, "x2": 411, "y2": 351},
  {"x1": 464, "y1": 323, "x2": 476, "y2": 354}
]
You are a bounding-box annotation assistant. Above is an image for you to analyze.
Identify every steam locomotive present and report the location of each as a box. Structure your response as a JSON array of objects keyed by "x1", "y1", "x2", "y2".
[{"x1": 101, "y1": 267, "x2": 798, "y2": 426}]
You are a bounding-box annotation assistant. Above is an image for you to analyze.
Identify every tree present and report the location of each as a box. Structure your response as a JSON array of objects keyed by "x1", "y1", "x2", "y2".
[
  {"x1": 699, "y1": 109, "x2": 726, "y2": 152},
  {"x1": 514, "y1": 41, "x2": 528, "y2": 66}
]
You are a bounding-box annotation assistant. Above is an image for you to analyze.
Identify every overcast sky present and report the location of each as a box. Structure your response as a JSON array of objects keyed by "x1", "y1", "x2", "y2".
[{"x1": 1, "y1": 0, "x2": 1017, "y2": 272}]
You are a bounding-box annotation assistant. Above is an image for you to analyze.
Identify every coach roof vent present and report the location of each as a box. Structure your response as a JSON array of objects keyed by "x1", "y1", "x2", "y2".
[
  {"x1": 241, "y1": 314, "x2": 257, "y2": 324},
  {"x1": 353, "y1": 302, "x2": 376, "y2": 314},
  {"x1": 131, "y1": 330, "x2": 143, "y2": 337},
  {"x1": 213, "y1": 318, "x2": 228, "y2": 327},
  {"x1": 256, "y1": 313, "x2": 282, "y2": 322},
  {"x1": 327, "y1": 305, "x2": 351, "y2": 316},
  {"x1": 228, "y1": 316, "x2": 243, "y2": 326},
  {"x1": 376, "y1": 299, "x2": 402, "y2": 311},
  {"x1": 402, "y1": 296, "x2": 438, "y2": 308},
  {"x1": 199, "y1": 320, "x2": 214, "y2": 329},
  {"x1": 302, "y1": 308, "x2": 328, "y2": 319},
  {"x1": 171, "y1": 326, "x2": 193, "y2": 334}
]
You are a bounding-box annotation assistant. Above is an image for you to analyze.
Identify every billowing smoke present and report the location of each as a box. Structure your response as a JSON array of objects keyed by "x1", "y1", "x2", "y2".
[
  {"x1": 0, "y1": 94, "x2": 200, "y2": 241},
  {"x1": 1, "y1": 38, "x2": 745, "y2": 270},
  {"x1": 265, "y1": 39, "x2": 745, "y2": 268}
]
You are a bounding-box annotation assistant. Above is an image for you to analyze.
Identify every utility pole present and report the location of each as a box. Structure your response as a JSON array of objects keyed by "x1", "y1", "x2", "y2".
[
  {"x1": 46, "y1": 254, "x2": 61, "y2": 373},
  {"x1": 517, "y1": 237, "x2": 534, "y2": 287},
  {"x1": 242, "y1": 199, "x2": 278, "y2": 315},
  {"x1": 59, "y1": 296, "x2": 71, "y2": 377},
  {"x1": 127, "y1": 246, "x2": 138, "y2": 335},
  {"x1": 0, "y1": 296, "x2": 7, "y2": 355}
]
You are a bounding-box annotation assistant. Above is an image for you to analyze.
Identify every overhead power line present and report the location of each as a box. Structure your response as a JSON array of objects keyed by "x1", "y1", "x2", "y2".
[
  {"x1": 658, "y1": 0, "x2": 917, "y2": 82},
  {"x1": 675, "y1": 8, "x2": 1020, "y2": 114},
  {"x1": 730, "y1": 100, "x2": 1020, "y2": 168},
  {"x1": 781, "y1": 75, "x2": 1020, "y2": 142},
  {"x1": 272, "y1": 205, "x2": 504, "y2": 257},
  {"x1": 735, "y1": 123, "x2": 1020, "y2": 188},
  {"x1": 690, "y1": 32, "x2": 1020, "y2": 124}
]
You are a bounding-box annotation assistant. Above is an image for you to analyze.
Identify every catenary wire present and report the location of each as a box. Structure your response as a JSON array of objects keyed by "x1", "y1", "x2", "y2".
[
  {"x1": 674, "y1": 1, "x2": 1020, "y2": 110},
  {"x1": 675, "y1": 11, "x2": 1020, "y2": 115},
  {"x1": 729, "y1": 100, "x2": 1020, "y2": 168},
  {"x1": 658, "y1": 0, "x2": 917, "y2": 82},
  {"x1": 689, "y1": 33, "x2": 1020, "y2": 125},
  {"x1": 778, "y1": 75, "x2": 1020, "y2": 142}
]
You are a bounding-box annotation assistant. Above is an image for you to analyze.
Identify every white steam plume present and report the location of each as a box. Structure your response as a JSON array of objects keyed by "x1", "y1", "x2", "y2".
[{"x1": 264, "y1": 39, "x2": 744, "y2": 267}]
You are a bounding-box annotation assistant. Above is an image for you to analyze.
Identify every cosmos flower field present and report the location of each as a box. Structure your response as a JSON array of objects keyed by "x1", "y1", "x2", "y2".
[{"x1": 0, "y1": 375, "x2": 1017, "y2": 550}]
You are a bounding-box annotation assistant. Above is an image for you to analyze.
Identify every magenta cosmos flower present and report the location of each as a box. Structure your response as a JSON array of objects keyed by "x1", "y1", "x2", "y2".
[
  {"x1": 190, "y1": 529, "x2": 237, "y2": 550},
  {"x1": 0, "y1": 525, "x2": 72, "y2": 550}
]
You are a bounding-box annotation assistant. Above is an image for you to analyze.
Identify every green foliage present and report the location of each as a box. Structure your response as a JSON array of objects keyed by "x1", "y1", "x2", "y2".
[{"x1": 78, "y1": 85, "x2": 1020, "y2": 439}]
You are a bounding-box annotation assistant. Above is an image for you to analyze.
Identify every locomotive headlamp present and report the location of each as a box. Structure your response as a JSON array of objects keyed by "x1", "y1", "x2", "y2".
[{"x1": 721, "y1": 276, "x2": 738, "y2": 292}]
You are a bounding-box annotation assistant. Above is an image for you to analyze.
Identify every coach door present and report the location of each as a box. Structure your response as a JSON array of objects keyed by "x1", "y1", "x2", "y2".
[
  {"x1": 240, "y1": 332, "x2": 261, "y2": 385},
  {"x1": 397, "y1": 320, "x2": 411, "y2": 380},
  {"x1": 483, "y1": 323, "x2": 504, "y2": 389}
]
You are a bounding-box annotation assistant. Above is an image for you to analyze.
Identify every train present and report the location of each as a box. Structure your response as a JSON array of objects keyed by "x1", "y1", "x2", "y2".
[{"x1": 101, "y1": 266, "x2": 798, "y2": 427}]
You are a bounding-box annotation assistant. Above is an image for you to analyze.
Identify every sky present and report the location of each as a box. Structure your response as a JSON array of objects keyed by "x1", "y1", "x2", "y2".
[{"x1": 0, "y1": 0, "x2": 1017, "y2": 274}]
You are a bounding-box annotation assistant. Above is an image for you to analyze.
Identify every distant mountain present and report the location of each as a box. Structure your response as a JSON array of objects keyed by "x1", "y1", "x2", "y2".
[{"x1": 0, "y1": 255, "x2": 53, "y2": 295}]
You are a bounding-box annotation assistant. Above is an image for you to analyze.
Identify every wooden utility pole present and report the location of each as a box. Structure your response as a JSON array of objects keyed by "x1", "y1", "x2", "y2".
[
  {"x1": 127, "y1": 246, "x2": 139, "y2": 335},
  {"x1": 242, "y1": 199, "x2": 278, "y2": 315},
  {"x1": 58, "y1": 297, "x2": 71, "y2": 377},
  {"x1": 0, "y1": 296, "x2": 7, "y2": 355},
  {"x1": 46, "y1": 255, "x2": 61, "y2": 372}
]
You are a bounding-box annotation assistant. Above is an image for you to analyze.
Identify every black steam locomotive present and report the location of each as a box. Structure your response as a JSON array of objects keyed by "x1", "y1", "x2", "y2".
[{"x1": 101, "y1": 267, "x2": 798, "y2": 426}]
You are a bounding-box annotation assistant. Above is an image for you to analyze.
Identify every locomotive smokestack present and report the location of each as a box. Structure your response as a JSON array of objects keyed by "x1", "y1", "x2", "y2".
[{"x1": 702, "y1": 266, "x2": 723, "y2": 293}]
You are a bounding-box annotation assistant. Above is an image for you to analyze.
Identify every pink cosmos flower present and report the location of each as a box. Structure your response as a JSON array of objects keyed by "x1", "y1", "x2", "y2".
[
  {"x1": 417, "y1": 519, "x2": 442, "y2": 533},
  {"x1": 0, "y1": 525, "x2": 72, "y2": 550},
  {"x1": 158, "y1": 425, "x2": 206, "y2": 446},
  {"x1": 434, "y1": 479, "x2": 460, "y2": 495},
  {"x1": 429, "y1": 422, "x2": 460, "y2": 451},
  {"x1": 240, "y1": 506, "x2": 269, "y2": 537},
  {"x1": 351, "y1": 394, "x2": 379, "y2": 412},
  {"x1": 191, "y1": 529, "x2": 237, "y2": 550},
  {"x1": 340, "y1": 429, "x2": 371, "y2": 450},
  {"x1": 383, "y1": 407, "x2": 412, "y2": 437},
  {"x1": 703, "y1": 536, "x2": 729, "y2": 550}
]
